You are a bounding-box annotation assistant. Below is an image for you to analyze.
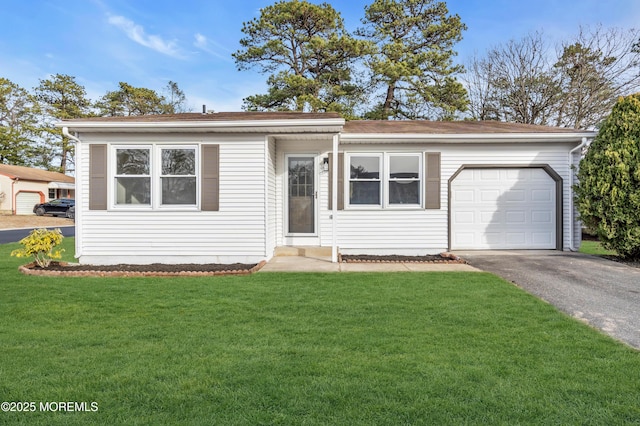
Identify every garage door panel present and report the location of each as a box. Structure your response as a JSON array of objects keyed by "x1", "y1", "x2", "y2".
[
  {"x1": 532, "y1": 210, "x2": 552, "y2": 224},
  {"x1": 505, "y1": 189, "x2": 526, "y2": 202},
  {"x1": 454, "y1": 211, "x2": 475, "y2": 224},
  {"x1": 506, "y1": 233, "x2": 526, "y2": 244},
  {"x1": 480, "y1": 189, "x2": 500, "y2": 202},
  {"x1": 480, "y1": 169, "x2": 501, "y2": 180},
  {"x1": 16, "y1": 192, "x2": 41, "y2": 215},
  {"x1": 451, "y1": 167, "x2": 556, "y2": 250},
  {"x1": 505, "y1": 210, "x2": 526, "y2": 224},
  {"x1": 483, "y1": 233, "x2": 502, "y2": 245},
  {"x1": 480, "y1": 211, "x2": 496, "y2": 224},
  {"x1": 531, "y1": 189, "x2": 552, "y2": 202},
  {"x1": 532, "y1": 233, "x2": 553, "y2": 244},
  {"x1": 454, "y1": 189, "x2": 474, "y2": 202}
]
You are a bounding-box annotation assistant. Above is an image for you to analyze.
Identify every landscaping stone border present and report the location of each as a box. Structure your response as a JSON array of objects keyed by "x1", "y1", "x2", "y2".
[
  {"x1": 339, "y1": 252, "x2": 466, "y2": 264},
  {"x1": 18, "y1": 260, "x2": 267, "y2": 277}
]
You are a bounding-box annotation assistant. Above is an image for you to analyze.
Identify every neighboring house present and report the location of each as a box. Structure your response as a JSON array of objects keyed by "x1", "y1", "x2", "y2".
[
  {"x1": 0, "y1": 164, "x2": 75, "y2": 215},
  {"x1": 59, "y1": 112, "x2": 597, "y2": 265}
]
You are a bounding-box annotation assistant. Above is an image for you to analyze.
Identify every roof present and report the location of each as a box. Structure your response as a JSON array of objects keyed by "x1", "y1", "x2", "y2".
[
  {"x1": 343, "y1": 120, "x2": 585, "y2": 134},
  {"x1": 63, "y1": 111, "x2": 342, "y2": 122},
  {"x1": 0, "y1": 164, "x2": 74, "y2": 183},
  {"x1": 59, "y1": 112, "x2": 597, "y2": 139}
]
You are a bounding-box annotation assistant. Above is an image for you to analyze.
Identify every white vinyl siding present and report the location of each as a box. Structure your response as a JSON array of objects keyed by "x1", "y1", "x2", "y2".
[
  {"x1": 77, "y1": 134, "x2": 267, "y2": 264},
  {"x1": 334, "y1": 142, "x2": 575, "y2": 255}
]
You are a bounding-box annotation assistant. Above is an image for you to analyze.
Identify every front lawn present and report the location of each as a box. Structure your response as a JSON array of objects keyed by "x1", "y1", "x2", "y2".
[
  {"x1": 1, "y1": 239, "x2": 639, "y2": 424},
  {"x1": 579, "y1": 240, "x2": 618, "y2": 256}
]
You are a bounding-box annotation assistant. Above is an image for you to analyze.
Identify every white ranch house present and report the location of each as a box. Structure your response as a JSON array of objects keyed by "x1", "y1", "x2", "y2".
[{"x1": 59, "y1": 112, "x2": 596, "y2": 265}]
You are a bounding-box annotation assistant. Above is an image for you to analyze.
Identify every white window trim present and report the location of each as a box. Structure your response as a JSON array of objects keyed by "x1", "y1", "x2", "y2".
[
  {"x1": 346, "y1": 153, "x2": 383, "y2": 209},
  {"x1": 110, "y1": 144, "x2": 200, "y2": 211},
  {"x1": 157, "y1": 145, "x2": 199, "y2": 210},
  {"x1": 345, "y1": 152, "x2": 423, "y2": 210},
  {"x1": 385, "y1": 152, "x2": 422, "y2": 209},
  {"x1": 112, "y1": 145, "x2": 152, "y2": 210}
]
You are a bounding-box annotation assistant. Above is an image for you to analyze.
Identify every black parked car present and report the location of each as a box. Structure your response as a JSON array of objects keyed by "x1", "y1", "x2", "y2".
[{"x1": 33, "y1": 199, "x2": 75, "y2": 217}]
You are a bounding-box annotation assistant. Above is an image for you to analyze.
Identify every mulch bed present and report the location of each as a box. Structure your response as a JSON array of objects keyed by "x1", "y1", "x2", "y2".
[
  {"x1": 19, "y1": 261, "x2": 265, "y2": 277},
  {"x1": 340, "y1": 253, "x2": 466, "y2": 264}
]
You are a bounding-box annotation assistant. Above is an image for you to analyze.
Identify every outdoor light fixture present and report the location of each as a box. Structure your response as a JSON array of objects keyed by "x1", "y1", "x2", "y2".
[{"x1": 322, "y1": 157, "x2": 329, "y2": 172}]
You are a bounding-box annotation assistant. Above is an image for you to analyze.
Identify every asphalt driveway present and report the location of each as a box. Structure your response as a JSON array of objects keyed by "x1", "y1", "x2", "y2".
[{"x1": 455, "y1": 250, "x2": 640, "y2": 350}]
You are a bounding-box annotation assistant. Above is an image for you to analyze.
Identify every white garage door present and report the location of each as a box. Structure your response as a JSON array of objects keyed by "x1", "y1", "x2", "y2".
[
  {"x1": 15, "y1": 192, "x2": 41, "y2": 215},
  {"x1": 451, "y1": 168, "x2": 556, "y2": 249}
]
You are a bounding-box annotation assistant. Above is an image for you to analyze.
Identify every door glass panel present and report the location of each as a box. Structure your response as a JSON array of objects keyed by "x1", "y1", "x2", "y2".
[{"x1": 288, "y1": 157, "x2": 314, "y2": 234}]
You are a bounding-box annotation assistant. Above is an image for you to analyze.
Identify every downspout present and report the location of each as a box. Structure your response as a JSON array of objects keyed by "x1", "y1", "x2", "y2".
[
  {"x1": 331, "y1": 134, "x2": 339, "y2": 263},
  {"x1": 11, "y1": 177, "x2": 18, "y2": 215},
  {"x1": 568, "y1": 137, "x2": 590, "y2": 251},
  {"x1": 62, "y1": 127, "x2": 82, "y2": 259}
]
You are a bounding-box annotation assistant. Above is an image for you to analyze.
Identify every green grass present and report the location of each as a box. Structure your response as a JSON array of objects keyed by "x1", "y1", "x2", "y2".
[
  {"x1": 579, "y1": 240, "x2": 618, "y2": 256},
  {"x1": 1, "y1": 239, "x2": 639, "y2": 424}
]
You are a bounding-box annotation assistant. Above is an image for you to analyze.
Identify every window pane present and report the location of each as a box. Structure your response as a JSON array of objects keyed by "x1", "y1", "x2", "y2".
[
  {"x1": 350, "y1": 156, "x2": 379, "y2": 179},
  {"x1": 116, "y1": 177, "x2": 150, "y2": 204},
  {"x1": 162, "y1": 149, "x2": 195, "y2": 175},
  {"x1": 389, "y1": 181, "x2": 420, "y2": 204},
  {"x1": 350, "y1": 181, "x2": 380, "y2": 205},
  {"x1": 390, "y1": 156, "x2": 419, "y2": 179},
  {"x1": 162, "y1": 177, "x2": 196, "y2": 205},
  {"x1": 117, "y1": 149, "x2": 149, "y2": 175}
]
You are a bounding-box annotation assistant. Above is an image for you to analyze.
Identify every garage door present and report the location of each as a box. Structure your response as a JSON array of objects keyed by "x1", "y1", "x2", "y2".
[
  {"x1": 451, "y1": 168, "x2": 556, "y2": 249},
  {"x1": 15, "y1": 192, "x2": 41, "y2": 215}
]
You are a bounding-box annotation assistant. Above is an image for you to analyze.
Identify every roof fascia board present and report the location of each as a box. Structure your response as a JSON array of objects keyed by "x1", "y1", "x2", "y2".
[{"x1": 57, "y1": 118, "x2": 346, "y2": 132}]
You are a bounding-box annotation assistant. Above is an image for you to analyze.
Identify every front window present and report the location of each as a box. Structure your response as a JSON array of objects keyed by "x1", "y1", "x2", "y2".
[
  {"x1": 349, "y1": 155, "x2": 381, "y2": 205},
  {"x1": 160, "y1": 148, "x2": 196, "y2": 205},
  {"x1": 115, "y1": 148, "x2": 151, "y2": 205},
  {"x1": 347, "y1": 152, "x2": 422, "y2": 208},
  {"x1": 388, "y1": 154, "x2": 420, "y2": 205}
]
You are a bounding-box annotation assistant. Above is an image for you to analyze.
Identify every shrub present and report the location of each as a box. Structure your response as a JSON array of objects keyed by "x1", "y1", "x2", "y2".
[
  {"x1": 10, "y1": 228, "x2": 65, "y2": 268},
  {"x1": 574, "y1": 93, "x2": 640, "y2": 259}
]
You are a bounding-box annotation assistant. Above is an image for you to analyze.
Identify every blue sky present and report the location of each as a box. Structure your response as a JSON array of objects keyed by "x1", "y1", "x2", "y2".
[{"x1": 2, "y1": 0, "x2": 639, "y2": 112}]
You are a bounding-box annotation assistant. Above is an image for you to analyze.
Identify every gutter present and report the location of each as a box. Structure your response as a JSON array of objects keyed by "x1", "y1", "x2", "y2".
[
  {"x1": 62, "y1": 126, "x2": 82, "y2": 144},
  {"x1": 57, "y1": 118, "x2": 346, "y2": 133},
  {"x1": 341, "y1": 132, "x2": 597, "y2": 143},
  {"x1": 568, "y1": 137, "x2": 591, "y2": 251},
  {"x1": 62, "y1": 127, "x2": 82, "y2": 259}
]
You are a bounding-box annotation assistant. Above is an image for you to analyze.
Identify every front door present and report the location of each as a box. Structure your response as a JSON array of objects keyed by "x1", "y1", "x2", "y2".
[{"x1": 287, "y1": 155, "x2": 315, "y2": 235}]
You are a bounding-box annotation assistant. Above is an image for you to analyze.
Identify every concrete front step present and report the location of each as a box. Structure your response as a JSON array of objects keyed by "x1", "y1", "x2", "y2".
[{"x1": 274, "y1": 246, "x2": 332, "y2": 258}]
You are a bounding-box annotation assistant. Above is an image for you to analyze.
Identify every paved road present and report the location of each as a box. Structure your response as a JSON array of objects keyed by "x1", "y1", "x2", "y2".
[
  {"x1": 455, "y1": 250, "x2": 640, "y2": 349},
  {"x1": 0, "y1": 226, "x2": 75, "y2": 244}
]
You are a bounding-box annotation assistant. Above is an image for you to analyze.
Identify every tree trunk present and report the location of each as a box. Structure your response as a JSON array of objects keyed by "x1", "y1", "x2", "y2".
[{"x1": 383, "y1": 82, "x2": 396, "y2": 119}]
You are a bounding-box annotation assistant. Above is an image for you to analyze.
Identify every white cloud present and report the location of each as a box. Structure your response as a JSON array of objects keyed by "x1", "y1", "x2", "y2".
[
  {"x1": 108, "y1": 14, "x2": 183, "y2": 58},
  {"x1": 193, "y1": 33, "x2": 233, "y2": 62}
]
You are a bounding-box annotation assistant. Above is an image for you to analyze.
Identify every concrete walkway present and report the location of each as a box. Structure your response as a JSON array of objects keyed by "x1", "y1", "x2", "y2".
[{"x1": 259, "y1": 255, "x2": 479, "y2": 272}]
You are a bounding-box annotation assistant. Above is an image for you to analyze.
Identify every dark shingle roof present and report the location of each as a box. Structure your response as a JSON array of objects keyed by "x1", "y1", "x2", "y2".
[
  {"x1": 61, "y1": 112, "x2": 592, "y2": 134},
  {"x1": 343, "y1": 120, "x2": 584, "y2": 134},
  {"x1": 63, "y1": 111, "x2": 342, "y2": 122}
]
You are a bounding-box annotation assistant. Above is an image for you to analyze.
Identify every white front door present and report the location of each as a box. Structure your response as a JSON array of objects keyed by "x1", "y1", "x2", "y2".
[{"x1": 286, "y1": 155, "x2": 317, "y2": 236}]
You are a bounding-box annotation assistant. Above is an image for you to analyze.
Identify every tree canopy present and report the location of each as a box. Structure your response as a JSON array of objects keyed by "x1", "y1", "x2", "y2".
[
  {"x1": 233, "y1": 0, "x2": 372, "y2": 116},
  {"x1": 34, "y1": 74, "x2": 92, "y2": 173},
  {"x1": 575, "y1": 93, "x2": 640, "y2": 259},
  {"x1": 357, "y1": 0, "x2": 468, "y2": 120},
  {"x1": 465, "y1": 26, "x2": 640, "y2": 129},
  {"x1": 0, "y1": 78, "x2": 40, "y2": 166},
  {"x1": 0, "y1": 77, "x2": 189, "y2": 171}
]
